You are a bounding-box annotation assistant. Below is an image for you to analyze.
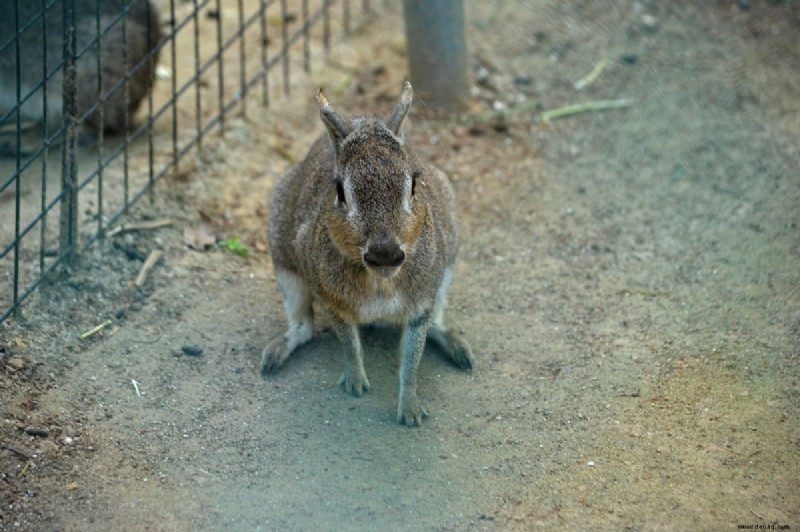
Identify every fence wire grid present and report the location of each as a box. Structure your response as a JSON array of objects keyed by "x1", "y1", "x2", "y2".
[{"x1": 0, "y1": 0, "x2": 375, "y2": 323}]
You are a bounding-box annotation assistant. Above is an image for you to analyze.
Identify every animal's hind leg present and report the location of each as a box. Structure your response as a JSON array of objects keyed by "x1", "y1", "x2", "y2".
[
  {"x1": 427, "y1": 327, "x2": 473, "y2": 370},
  {"x1": 261, "y1": 269, "x2": 314, "y2": 373},
  {"x1": 426, "y1": 268, "x2": 474, "y2": 370}
]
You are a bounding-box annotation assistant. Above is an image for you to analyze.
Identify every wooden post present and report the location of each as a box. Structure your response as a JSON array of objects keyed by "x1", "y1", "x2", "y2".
[{"x1": 403, "y1": 0, "x2": 470, "y2": 113}]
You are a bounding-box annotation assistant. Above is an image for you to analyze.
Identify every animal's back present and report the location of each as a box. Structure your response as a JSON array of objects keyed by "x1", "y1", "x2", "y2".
[{"x1": 423, "y1": 165, "x2": 460, "y2": 269}]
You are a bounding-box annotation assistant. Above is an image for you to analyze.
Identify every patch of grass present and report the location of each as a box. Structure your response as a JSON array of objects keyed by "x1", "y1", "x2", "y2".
[{"x1": 218, "y1": 237, "x2": 250, "y2": 257}]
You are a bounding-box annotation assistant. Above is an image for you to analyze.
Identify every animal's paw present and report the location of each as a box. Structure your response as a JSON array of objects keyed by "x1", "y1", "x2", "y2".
[
  {"x1": 338, "y1": 365, "x2": 370, "y2": 396},
  {"x1": 397, "y1": 395, "x2": 428, "y2": 427},
  {"x1": 446, "y1": 333, "x2": 474, "y2": 370},
  {"x1": 428, "y1": 328, "x2": 474, "y2": 370},
  {"x1": 260, "y1": 336, "x2": 291, "y2": 374}
]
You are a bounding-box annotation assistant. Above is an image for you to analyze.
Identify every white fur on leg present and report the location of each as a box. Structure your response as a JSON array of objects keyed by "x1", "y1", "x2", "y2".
[
  {"x1": 262, "y1": 270, "x2": 315, "y2": 373},
  {"x1": 277, "y1": 269, "x2": 314, "y2": 352},
  {"x1": 432, "y1": 267, "x2": 453, "y2": 328}
]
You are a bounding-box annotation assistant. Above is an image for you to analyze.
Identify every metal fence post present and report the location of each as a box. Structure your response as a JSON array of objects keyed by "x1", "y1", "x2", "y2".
[
  {"x1": 402, "y1": 0, "x2": 470, "y2": 113},
  {"x1": 59, "y1": 0, "x2": 79, "y2": 267}
]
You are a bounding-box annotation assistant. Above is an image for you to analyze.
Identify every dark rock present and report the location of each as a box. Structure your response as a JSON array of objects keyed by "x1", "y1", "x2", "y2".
[
  {"x1": 24, "y1": 427, "x2": 49, "y2": 438},
  {"x1": 181, "y1": 345, "x2": 203, "y2": 357},
  {"x1": 621, "y1": 54, "x2": 639, "y2": 65}
]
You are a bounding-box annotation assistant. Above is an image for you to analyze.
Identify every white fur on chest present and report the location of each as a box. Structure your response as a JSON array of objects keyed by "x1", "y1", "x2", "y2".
[{"x1": 358, "y1": 290, "x2": 406, "y2": 323}]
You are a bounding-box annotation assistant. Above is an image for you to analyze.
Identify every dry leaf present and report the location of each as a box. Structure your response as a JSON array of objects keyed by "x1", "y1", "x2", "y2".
[{"x1": 183, "y1": 225, "x2": 217, "y2": 251}]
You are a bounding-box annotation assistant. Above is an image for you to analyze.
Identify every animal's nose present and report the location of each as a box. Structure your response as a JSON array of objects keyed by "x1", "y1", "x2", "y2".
[{"x1": 364, "y1": 243, "x2": 405, "y2": 268}]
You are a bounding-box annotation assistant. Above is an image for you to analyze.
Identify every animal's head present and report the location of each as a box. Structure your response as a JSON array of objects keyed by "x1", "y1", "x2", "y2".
[{"x1": 319, "y1": 81, "x2": 428, "y2": 279}]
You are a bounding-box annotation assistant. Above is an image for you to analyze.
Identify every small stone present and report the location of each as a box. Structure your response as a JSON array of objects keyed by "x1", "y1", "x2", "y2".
[
  {"x1": 181, "y1": 345, "x2": 203, "y2": 357},
  {"x1": 65, "y1": 482, "x2": 78, "y2": 491},
  {"x1": 24, "y1": 427, "x2": 49, "y2": 438},
  {"x1": 124, "y1": 245, "x2": 143, "y2": 261},
  {"x1": 155, "y1": 65, "x2": 172, "y2": 81},
  {"x1": 641, "y1": 14, "x2": 658, "y2": 30},
  {"x1": 8, "y1": 358, "x2": 24, "y2": 370},
  {"x1": 513, "y1": 75, "x2": 533, "y2": 86},
  {"x1": 587, "y1": 460, "x2": 595, "y2": 467}
]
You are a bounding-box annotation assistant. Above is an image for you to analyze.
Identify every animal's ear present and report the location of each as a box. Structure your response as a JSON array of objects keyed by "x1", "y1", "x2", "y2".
[
  {"x1": 317, "y1": 89, "x2": 352, "y2": 146},
  {"x1": 386, "y1": 81, "x2": 413, "y2": 137}
]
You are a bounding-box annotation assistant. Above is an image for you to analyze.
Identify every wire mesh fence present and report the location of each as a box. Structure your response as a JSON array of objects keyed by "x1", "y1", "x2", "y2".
[{"x1": 0, "y1": 0, "x2": 375, "y2": 323}]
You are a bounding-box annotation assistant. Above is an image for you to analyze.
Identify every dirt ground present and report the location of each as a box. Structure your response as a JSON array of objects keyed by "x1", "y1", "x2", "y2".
[{"x1": 1, "y1": 1, "x2": 799, "y2": 530}]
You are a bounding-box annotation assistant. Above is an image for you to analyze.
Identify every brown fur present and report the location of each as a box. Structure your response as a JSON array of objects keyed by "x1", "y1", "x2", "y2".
[
  {"x1": 263, "y1": 82, "x2": 473, "y2": 427},
  {"x1": 0, "y1": 0, "x2": 162, "y2": 136}
]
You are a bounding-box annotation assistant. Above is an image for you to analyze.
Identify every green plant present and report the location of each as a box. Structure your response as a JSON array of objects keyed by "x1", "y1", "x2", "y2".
[{"x1": 218, "y1": 236, "x2": 250, "y2": 257}]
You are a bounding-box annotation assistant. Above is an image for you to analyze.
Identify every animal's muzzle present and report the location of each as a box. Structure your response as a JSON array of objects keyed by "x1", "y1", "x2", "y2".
[{"x1": 363, "y1": 243, "x2": 405, "y2": 269}]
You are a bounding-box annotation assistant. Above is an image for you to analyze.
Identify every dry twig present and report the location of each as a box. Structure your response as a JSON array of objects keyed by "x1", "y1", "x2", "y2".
[
  {"x1": 107, "y1": 218, "x2": 173, "y2": 237},
  {"x1": 134, "y1": 250, "x2": 163, "y2": 288},
  {"x1": 574, "y1": 59, "x2": 610, "y2": 90},
  {"x1": 540, "y1": 98, "x2": 633, "y2": 122},
  {"x1": 18, "y1": 459, "x2": 32, "y2": 477},
  {"x1": 79, "y1": 320, "x2": 112, "y2": 340}
]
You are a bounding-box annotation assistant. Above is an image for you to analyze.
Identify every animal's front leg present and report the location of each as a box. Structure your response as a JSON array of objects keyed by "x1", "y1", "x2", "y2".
[
  {"x1": 397, "y1": 310, "x2": 431, "y2": 427},
  {"x1": 261, "y1": 270, "x2": 314, "y2": 374},
  {"x1": 333, "y1": 319, "x2": 370, "y2": 396}
]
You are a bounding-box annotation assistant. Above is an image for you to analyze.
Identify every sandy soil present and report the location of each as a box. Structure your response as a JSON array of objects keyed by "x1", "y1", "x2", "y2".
[{"x1": 1, "y1": 1, "x2": 799, "y2": 530}]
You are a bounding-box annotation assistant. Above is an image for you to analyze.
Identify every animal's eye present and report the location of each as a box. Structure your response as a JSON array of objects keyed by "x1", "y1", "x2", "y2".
[
  {"x1": 411, "y1": 170, "x2": 421, "y2": 196},
  {"x1": 335, "y1": 180, "x2": 346, "y2": 205}
]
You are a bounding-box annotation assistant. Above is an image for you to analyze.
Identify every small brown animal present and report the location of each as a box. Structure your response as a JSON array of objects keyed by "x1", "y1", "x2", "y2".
[
  {"x1": 263, "y1": 81, "x2": 473, "y2": 427},
  {"x1": 0, "y1": 0, "x2": 161, "y2": 137}
]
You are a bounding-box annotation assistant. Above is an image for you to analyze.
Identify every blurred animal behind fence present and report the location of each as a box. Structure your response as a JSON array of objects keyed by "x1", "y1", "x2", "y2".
[
  {"x1": 262, "y1": 81, "x2": 474, "y2": 427},
  {"x1": 0, "y1": 0, "x2": 162, "y2": 152}
]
